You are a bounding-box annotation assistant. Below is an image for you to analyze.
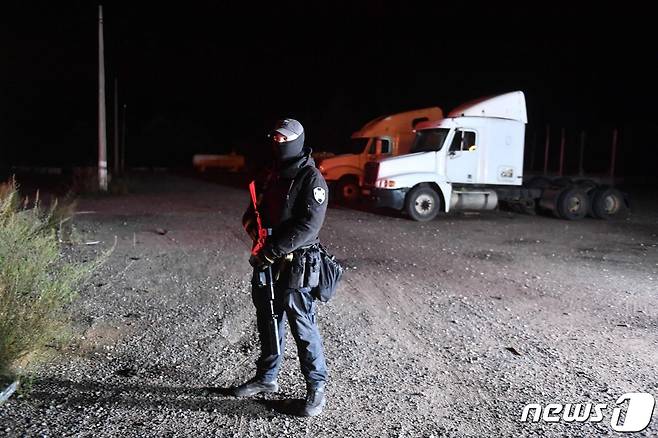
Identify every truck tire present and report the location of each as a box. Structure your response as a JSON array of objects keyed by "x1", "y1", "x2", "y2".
[
  {"x1": 556, "y1": 186, "x2": 589, "y2": 220},
  {"x1": 337, "y1": 177, "x2": 360, "y2": 203},
  {"x1": 590, "y1": 187, "x2": 626, "y2": 219},
  {"x1": 405, "y1": 186, "x2": 440, "y2": 221}
]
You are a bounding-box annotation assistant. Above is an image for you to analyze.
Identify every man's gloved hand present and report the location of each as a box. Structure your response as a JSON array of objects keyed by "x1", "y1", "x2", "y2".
[{"x1": 249, "y1": 248, "x2": 275, "y2": 269}]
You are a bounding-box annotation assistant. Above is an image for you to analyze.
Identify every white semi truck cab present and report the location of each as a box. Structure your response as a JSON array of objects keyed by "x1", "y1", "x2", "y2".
[{"x1": 363, "y1": 91, "x2": 628, "y2": 221}]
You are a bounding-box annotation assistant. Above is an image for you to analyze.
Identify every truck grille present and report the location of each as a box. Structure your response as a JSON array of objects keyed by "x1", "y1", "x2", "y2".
[{"x1": 364, "y1": 162, "x2": 379, "y2": 186}]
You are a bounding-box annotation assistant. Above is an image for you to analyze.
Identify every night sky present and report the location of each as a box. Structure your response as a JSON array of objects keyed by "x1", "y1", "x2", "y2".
[{"x1": 2, "y1": 2, "x2": 657, "y2": 181}]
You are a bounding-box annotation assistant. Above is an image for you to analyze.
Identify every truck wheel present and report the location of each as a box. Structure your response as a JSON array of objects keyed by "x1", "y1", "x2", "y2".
[
  {"x1": 591, "y1": 187, "x2": 626, "y2": 219},
  {"x1": 557, "y1": 186, "x2": 589, "y2": 220},
  {"x1": 405, "y1": 186, "x2": 440, "y2": 221},
  {"x1": 337, "y1": 177, "x2": 360, "y2": 203}
]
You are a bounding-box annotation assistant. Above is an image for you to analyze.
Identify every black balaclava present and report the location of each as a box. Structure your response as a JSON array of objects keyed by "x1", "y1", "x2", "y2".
[
  {"x1": 275, "y1": 131, "x2": 305, "y2": 162},
  {"x1": 271, "y1": 118, "x2": 306, "y2": 163}
]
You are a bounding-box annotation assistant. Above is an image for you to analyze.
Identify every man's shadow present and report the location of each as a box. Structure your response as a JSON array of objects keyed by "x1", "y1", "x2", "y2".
[
  {"x1": 26, "y1": 377, "x2": 308, "y2": 418},
  {"x1": 202, "y1": 386, "x2": 305, "y2": 416}
]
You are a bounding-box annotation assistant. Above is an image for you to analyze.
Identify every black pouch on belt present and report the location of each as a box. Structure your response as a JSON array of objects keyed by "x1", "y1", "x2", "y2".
[
  {"x1": 311, "y1": 244, "x2": 344, "y2": 302},
  {"x1": 286, "y1": 252, "x2": 305, "y2": 289},
  {"x1": 304, "y1": 247, "x2": 321, "y2": 288}
]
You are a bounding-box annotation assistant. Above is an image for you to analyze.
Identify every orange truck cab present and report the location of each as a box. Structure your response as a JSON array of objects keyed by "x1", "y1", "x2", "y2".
[{"x1": 317, "y1": 107, "x2": 443, "y2": 202}]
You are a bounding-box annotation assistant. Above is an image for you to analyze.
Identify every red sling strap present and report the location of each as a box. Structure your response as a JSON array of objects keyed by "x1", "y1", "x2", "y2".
[{"x1": 248, "y1": 180, "x2": 268, "y2": 256}]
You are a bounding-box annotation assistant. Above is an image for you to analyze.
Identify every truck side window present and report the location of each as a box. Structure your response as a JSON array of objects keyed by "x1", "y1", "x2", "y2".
[
  {"x1": 463, "y1": 131, "x2": 476, "y2": 151},
  {"x1": 368, "y1": 139, "x2": 376, "y2": 154},
  {"x1": 380, "y1": 139, "x2": 391, "y2": 154},
  {"x1": 449, "y1": 130, "x2": 477, "y2": 152},
  {"x1": 449, "y1": 131, "x2": 463, "y2": 152}
]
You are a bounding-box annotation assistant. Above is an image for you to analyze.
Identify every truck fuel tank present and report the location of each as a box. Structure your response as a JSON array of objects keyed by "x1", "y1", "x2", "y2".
[{"x1": 449, "y1": 188, "x2": 499, "y2": 211}]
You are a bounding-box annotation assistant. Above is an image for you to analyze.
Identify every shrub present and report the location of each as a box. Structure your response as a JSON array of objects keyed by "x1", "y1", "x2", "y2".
[{"x1": 0, "y1": 178, "x2": 101, "y2": 381}]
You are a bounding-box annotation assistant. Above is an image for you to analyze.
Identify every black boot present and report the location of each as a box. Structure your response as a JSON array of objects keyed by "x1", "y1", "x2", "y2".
[
  {"x1": 299, "y1": 382, "x2": 326, "y2": 416},
  {"x1": 232, "y1": 377, "x2": 279, "y2": 397}
]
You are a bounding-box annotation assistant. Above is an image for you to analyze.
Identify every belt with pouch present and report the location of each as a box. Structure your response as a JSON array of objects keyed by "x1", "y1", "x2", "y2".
[{"x1": 279, "y1": 243, "x2": 321, "y2": 288}]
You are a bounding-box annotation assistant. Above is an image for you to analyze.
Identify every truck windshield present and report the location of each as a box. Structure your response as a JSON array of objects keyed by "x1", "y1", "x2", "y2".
[
  {"x1": 347, "y1": 137, "x2": 370, "y2": 154},
  {"x1": 411, "y1": 129, "x2": 450, "y2": 153}
]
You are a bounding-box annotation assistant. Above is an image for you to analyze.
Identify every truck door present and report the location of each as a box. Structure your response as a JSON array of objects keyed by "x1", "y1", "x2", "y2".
[
  {"x1": 358, "y1": 138, "x2": 376, "y2": 170},
  {"x1": 379, "y1": 138, "x2": 392, "y2": 157},
  {"x1": 445, "y1": 129, "x2": 479, "y2": 184},
  {"x1": 362, "y1": 138, "x2": 391, "y2": 165},
  {"x1": 375, "y1": 137, "x2": 392, "y2": 159}
]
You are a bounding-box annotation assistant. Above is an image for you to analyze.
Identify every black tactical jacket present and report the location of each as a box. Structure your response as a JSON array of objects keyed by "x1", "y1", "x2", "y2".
[{"x1": 243, "y1": 153, "x2": 328, "y2": 259}]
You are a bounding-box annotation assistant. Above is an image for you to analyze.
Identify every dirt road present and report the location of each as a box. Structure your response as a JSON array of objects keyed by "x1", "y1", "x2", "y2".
[{"x1": 1, "y1": 173, "x2": 657, "y2": 437}]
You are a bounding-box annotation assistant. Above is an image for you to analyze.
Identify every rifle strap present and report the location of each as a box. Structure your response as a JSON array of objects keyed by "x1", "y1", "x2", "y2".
[
  {"x1": 248, "y1": 180, "x2": 267, "y2": 256},
  {"x1": 248, "y1": 180, "x2": 258, "y2": 209}
]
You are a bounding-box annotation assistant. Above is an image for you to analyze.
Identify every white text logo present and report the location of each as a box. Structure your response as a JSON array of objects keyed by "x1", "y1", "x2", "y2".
[{"x1": 521, "y1": 392, "x2": 655, "y2": 433}]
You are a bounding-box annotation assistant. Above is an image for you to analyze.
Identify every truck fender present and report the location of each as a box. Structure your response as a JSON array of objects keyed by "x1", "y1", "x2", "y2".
[
  {"x1": 429, "y1": 182, "x2": 451, "y2": 212},
  {"x1": 407, "y1": 182, "x2": 451, "y2": 213}
]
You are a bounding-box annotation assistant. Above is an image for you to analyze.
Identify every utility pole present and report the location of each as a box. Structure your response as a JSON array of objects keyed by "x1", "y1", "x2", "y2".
[
  {"x1": 114, "y1": 77, "x2": 119, "y2": 176},
  {"x1": 543, "y1": 124, "x2": 550, "y2": 176},
  {"x1": 121, "y1": 104, "x2": 127, "y2": 173},
  {"x1": 610, "y1": 128, "x2": 618, "y2": 184},
  {"x1": 98, "y1": 5, "x2": 108, "y2": 191}
]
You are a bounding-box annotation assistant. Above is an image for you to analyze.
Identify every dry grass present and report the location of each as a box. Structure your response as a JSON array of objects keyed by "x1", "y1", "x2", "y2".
[{"x1": 0, "y1": 178, "x2": 102, "y2": 380}]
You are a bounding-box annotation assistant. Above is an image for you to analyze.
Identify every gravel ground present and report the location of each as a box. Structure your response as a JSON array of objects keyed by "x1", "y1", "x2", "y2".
[{"x1": 1, "y1": 173, "x2": 657, "y2": 437}]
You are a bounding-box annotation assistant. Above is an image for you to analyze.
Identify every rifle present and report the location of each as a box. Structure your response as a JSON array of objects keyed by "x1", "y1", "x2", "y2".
[{"x1": 248, "y1": 181, "x2": 280, "y2": 356}]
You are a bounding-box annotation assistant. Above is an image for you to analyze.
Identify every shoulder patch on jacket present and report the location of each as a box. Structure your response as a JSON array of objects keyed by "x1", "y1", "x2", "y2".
[{"x1": 313, "y1": 187, "x2": 326, "y2": 204}]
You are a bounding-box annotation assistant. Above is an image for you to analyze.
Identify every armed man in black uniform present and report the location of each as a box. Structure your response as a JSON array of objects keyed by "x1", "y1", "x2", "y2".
[{"x1": 233, "y1": 118, "x2": 329, "y2": 417}]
